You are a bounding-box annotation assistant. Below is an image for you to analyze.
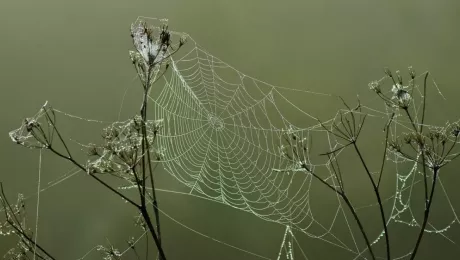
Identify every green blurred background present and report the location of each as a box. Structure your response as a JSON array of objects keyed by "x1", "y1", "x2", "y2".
[{"x1": 1, "y1": 0, "x2": 460, "y2": 259}]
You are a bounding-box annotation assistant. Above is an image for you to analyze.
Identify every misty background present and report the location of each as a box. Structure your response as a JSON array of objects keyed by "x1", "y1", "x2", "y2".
[{"x1": 1, "y1": 0, "x2": 460, "y2": 259}]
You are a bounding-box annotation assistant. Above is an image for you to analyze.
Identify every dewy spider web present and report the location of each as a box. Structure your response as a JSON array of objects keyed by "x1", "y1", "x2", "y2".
[{"x1": 5, "y1": 16, "x2": 460, "y2": 260}]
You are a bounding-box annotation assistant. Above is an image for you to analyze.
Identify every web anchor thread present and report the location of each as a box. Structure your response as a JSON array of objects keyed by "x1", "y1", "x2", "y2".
[{"x1": 277, "y1": 225, "x2": 296, "y2": 260}]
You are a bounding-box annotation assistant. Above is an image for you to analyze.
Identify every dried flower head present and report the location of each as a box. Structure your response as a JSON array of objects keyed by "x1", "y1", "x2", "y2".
[
  {"x1": 388, "y1": 139, "x2": 402, "y2": 153},
  {"x1": 87, "y1": 143, "x2": 100, "y2": 156},
  {"x1": 179, "y1": 35, "x2": 187, "y2": 47},
  {"x1": 396, "y1": 70, "x2": 403, "y2": 85},
  {"x1": 159, "y1": 24, "x2": 171, "y2": 47},
  {"x1": 384, "y1": 67, "x2": 393, "y2": 78},
  {"x1": 152, "y1": 118, "x2": 164, "y2": 133},
  {"x1": 368, "y1": 80, "x2": 381, "y2": 93},
  {"x1": 449, "y1": 122, "x2": 460, "y2": 137},
  {"x1": 130, "y1": 21, "x2": 167, "y2": 66},
  {"x1": 24, "y1": 118, "x2": 39, "y2": 132},
  {"x1": 391, "y1": 83, "x2": 411, "y2": 108},
  {"x1": 408, "y1": 66, "x2": 416, "y2": 79},
  {"x1": 97, "y1": 244, "x2": 122, "y2": 260}
]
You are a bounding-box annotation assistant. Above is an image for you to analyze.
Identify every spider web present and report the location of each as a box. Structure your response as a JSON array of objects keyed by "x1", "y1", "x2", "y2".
[{"x1": 5, "y1": 16, "x2": 460, "y2": 260}]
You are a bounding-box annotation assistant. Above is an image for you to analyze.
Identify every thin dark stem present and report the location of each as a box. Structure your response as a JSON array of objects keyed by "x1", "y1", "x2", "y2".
[
  {"x1": 340, "y1": 195, "x2": 376, "y2": 260},
  {"x1": 139, "y1": 207, "x2": 166, "y2": 260},
  {"x1": 320, "y1": 141, "x2": 353, "y2": 156},
  {"x1": 140, "y1": 98, "x2": 148, "y2": 204},
  {"x1": 141, "y1": 68, "x2": 162, "y2": 242},
  {"x1": 419, "y1": 73, "x2": 429, "y2": 133},
  {"x1": 46, "y1": 145, "x2": 140, "y2": 209},
  {"x1": 139, "y1": 65, "x2": 165, "y2": 259},
  {"x1": 146, "y1": 131, "x2": 161, "y2": 243},
  {"x1": 327, "y1": 154, "x2": 344, "y2": 192},
  {"x1": 0, "y1": 183, "x2": 56, "y2": 260},
  {"x1": 145, "y1": 235, "x2": 149, "y2": 260},
  {"x1": 130, "y1": 166, "x2": 145, "y2": 203},
  {"x1": 141, "y1": 65, "x2": 163, "y2": 241},
  {"x1": 421, "y1": 151, "x2": 428, "y2": 208},
  {"x1": 0, "y1": 184, "x2": 27, "y2": 236},
  {"x1": 404, "y1": 107, "x2": 430, "y2": 218},
  {"x1": 128, "y1": 241, "x2": 141, "y2": 260},
  {"x1": 409, "y1": 167, "x2": 439, "y2": 260},
  {"x1": 353, "y1": 143, "x2": 390, "y2": 260},
  {"x1": 7, "y1": 221, "x2": 51, "y2": 260},
  {"x1": 40, "y1": 108, "x2": 141, "y2": 208},
  {"x1": 301, "y1": 164, "x2": 376, "y2": 260},
  {"x1": 302, "y1": 164, "x2": 340, "y2": 194},
  {"x1": 440, "y1": 135, "x2": 458, "y2": 166},
  {"x1": 42, "y1": 108, "x2": 72, "y2": 158},
  {"x1": 377, "y1": 113, "x2": 395, "y2": 189},
  {"x1": 404, "y1": 108, "x2": 418, "y2": 134},
  {"x1": 140, "y1": 66, "x2": 152, "y2": 203}
]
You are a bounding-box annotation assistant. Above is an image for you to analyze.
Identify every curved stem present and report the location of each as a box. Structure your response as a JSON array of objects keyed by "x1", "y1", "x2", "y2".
[
  {"x1": 353, "y1": 143, "x2": 391, "y2": 260},
  {"x1": 301, "y1": 164, "x2": 376, "y2": 260},
  {"x1": 341, "y1": 195, "x2": 376, "y2": 260},
  {"x1": 409, "y1": 167, "x2": 439, "y2": 260}
]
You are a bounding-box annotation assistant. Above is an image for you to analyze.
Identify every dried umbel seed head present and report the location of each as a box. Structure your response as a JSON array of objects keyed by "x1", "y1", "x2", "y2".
[
  {"x1": 403, "y1": 133, "x2": 413, "y2": 144},
  {"x1": 391, "y1": 83, "x2": 411, "y2": 108},
  {"x1": 427, "y1": 127, "x2": 448, "y2": 144},
  {"x1": 428, "y1": 131, "x2": 435, "y2": 141},
  {"x1": 153, "y1": 119, "x2": 164, "y2": 133},
  {"x1": 102, "y1": 126, "x2": 120, "y2": 141},
  {"x1": 412, "y1": 132, "x2": 426, "y2": 146},
  {"x1": 129, "y1": 50, "x2": 144, "y2": 66},
  {"x1": 408, "y1": 66, "x2": 416, "y2": 79},
  {"x1": 179, "y1": 36, "x2": 187, "y2": 47},
  {"x1": 127, "y1": 237, "x2": 136, "y2": 249},
  {"x1": 159, "y1": 24, "x2": 171, "y2": 47},
  {"x1": 423, "y1": 146, "x2": 435, "y2": 159},
  {"x1": 396, "y1": 70, "x2": 403, "y2": 84},
  {"x1": 87, "y1": 143, "x2": 99, "y2": 156},
  {"x1": 450, "y1": 123, "x2": 460, "y2": 137},
  {"x1": 9, "y1": 132, "x2": 21, "y2": 144},
  {"x1": 368, "y1": 80, "x2": 381, "y2": 93},
  {"x1": 388, "y1": 140, "x2": 402, "y2": 153},
  {"x1": 132, "y1": 115, "x2": 143, "y2": 131},
  {"x1": 24, "y1": 118, "x2": 39, "y2": 132},
  {"x1": 384, "y1": 67, "x2": 393, "y2": 78},
  {"x1": 134, "y1": 216, "x2": 147, "y2": 231},
  {"x1": 154, "y1": 146, "x2": 166, "y2": 160},
  {"x1": 131, "y1": 20, "x2": 166, "y2": 67}
]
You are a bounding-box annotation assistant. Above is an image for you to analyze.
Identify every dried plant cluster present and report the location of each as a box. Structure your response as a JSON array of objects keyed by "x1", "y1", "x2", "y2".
[
  {"x1": 2, "y1": 20, "x2": 185, "y2": 260},
  {"x1": 279, "y1": 68, "x2": 460, "y2": 260},
  {"x1": 1, "y1": 19, "x2": 459, "y2": 260}
]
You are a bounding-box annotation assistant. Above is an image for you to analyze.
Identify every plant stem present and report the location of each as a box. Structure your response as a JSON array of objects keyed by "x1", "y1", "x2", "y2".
[
  {"x1": 404, "y1": 109, "x2": 418, "y2": 135},
  {"x1": 0, "y1": 183, "x2": 56, "y2": 260},
  {"x1": 409, "y1": 167, "x2": 439, "y2": 260},
  {"x1": 353, "y1": 143, "x2": 391, "y2": 260},
  {"x1": 341, "y1": 195, "x2": 376, "y2": 260},
  {"x1": 301, "y1": 164, "x2": 376, "y2": 260},
  {"x1": 377, "y1": 113, "x2": 395, "y2": 189},
  {"x1": 140, "y1": 207, "x2": 166, "y2": 260},
  {"x1": 419, "y1": 73, "x2": 429, "y2": 133},
  {"x1": 41, "y1": 109, "x2": 141, "y2": 209},
  {"x1": 43, "y1": 107, "x2": 168, "y2": 259},
  {"x1": 140, "y1": 67, "x2": 164, "y2": 258}
]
